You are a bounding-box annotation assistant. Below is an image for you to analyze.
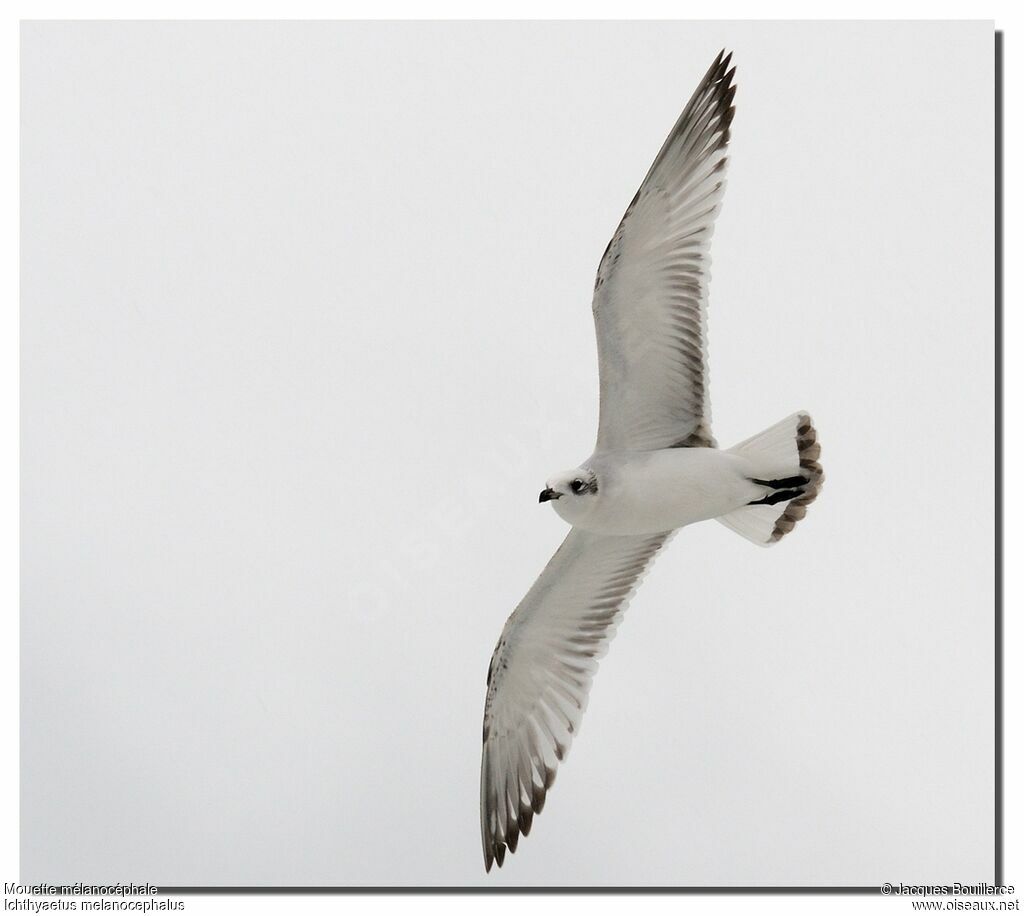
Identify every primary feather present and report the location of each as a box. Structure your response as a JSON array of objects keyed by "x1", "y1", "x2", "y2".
[
  {"x1": 480, "y1": 529, "x2": 672, "y2": 871},
  {"x1": 594, "y1": 50, "x2": 735, "y2": 452}
]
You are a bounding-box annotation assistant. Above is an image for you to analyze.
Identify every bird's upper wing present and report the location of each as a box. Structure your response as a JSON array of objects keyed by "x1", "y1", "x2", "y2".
[
  {"x1": 480, "y1": 527, "x2": 672, "y2": 870},
  {"x1": 592, "y1": 51, "x2": 736, "y2": 453}
]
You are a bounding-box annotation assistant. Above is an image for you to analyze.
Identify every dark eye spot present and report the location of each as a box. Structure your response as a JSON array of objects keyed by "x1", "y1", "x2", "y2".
[{"x1": 570, "y1": 479, "x2": 584, "y2": 493}]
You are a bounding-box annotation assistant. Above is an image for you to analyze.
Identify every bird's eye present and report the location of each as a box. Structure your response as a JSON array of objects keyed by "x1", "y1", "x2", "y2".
[{"x1": 570, "y1": 479, "x2": 584, "y2": 493}]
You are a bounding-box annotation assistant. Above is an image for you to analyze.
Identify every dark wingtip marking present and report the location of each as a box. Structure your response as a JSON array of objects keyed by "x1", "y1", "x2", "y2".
[
  {"x1": 519, "y1": 806, "x2": 534, "y2": 837},
  {"x1": 721, "y1": 82, "x2": 738, "y2": 112},
  {"x1": 533, "y1": 783, "x2": 547, "y2": 814}
]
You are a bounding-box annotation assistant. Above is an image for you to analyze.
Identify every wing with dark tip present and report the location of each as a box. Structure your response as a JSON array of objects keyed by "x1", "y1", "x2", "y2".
[
  {"x1": 480, "y1": 528, "x2": 672, "y2": 871},
  {"x1": 592, "y1": 51, "x2": 736, "y2": 453}
]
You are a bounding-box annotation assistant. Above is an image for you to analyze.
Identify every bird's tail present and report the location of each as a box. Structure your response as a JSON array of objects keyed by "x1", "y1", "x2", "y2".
[{"x1": 717, "y1": 412, "x2": 824, "y2": 546}]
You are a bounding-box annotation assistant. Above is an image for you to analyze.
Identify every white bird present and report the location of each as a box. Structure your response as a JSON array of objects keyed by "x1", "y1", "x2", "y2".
[{"x1": 480, "y1": 50, "x2": 823, "y2": 871}]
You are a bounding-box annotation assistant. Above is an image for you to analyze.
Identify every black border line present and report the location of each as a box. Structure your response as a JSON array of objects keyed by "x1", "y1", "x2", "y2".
[
  {"x1": 159, "y1": 887, "x2": 874, "y2": 895},
  {"x1": 29, "y1": 25, "x2": 999, "y2": 900},
  {"x1": 994, "y1": 27, "x2": 1004, "y2": 890}
]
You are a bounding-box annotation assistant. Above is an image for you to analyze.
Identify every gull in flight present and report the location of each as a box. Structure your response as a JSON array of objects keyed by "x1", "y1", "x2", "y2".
[{"x1": 479, "y1": 50, "x2": 824, "y2": 871}]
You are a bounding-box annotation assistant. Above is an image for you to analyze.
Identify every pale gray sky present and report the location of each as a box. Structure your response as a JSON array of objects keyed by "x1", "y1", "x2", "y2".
[{"x1": 21, "y1": 20, "x2": 994, "y2": 886}]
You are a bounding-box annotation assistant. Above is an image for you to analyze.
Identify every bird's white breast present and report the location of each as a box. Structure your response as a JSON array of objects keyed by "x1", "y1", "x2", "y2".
[{"x1": 578, "y1": 448, "x2": 758, "y2": 535}]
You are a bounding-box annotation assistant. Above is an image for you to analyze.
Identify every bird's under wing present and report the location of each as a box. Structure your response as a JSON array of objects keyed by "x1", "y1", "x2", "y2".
[
  {"x1": 592, "y1": 51, "x2": 736, "y2": 453},
  {"x1": 480, "y1": 527, "x2": 673, "y2": 870}
]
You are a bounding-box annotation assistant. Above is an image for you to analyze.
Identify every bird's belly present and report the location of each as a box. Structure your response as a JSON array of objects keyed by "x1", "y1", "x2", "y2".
[{"x1": 582, "y1": 450, "x2": 755, "y2": 535}]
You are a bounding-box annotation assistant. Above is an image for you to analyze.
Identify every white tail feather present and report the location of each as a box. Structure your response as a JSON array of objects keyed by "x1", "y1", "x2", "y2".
[{"x1": 717, "y1": 412, "x2": 824, "y2": 546}]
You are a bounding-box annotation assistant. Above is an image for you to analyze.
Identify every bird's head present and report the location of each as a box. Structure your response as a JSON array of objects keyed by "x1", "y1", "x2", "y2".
[{"x1": 539, "y1": 467, "x2": 600, "y2": 524}]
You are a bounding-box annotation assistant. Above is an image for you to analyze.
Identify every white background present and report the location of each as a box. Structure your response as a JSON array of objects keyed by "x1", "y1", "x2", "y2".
[{"x1": 19, "y1": 20, "x2": 994, "y2": 888}]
